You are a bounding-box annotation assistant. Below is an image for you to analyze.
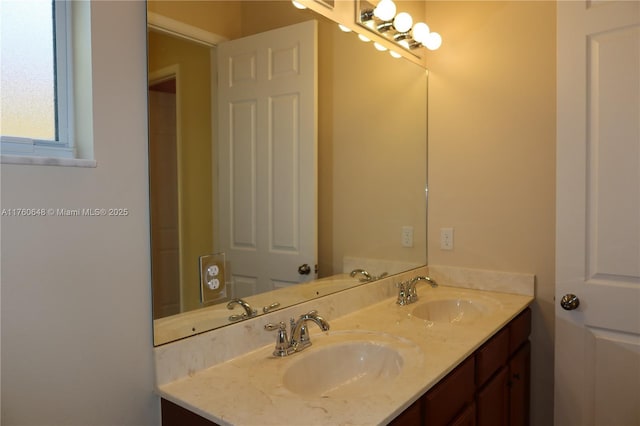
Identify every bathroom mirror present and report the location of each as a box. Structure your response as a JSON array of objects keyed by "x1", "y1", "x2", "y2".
[{"x1": 147, "y1": 0, "x2": 427, "y2": 346}]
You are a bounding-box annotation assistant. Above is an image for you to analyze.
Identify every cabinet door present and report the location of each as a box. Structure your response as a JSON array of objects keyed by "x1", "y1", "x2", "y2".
[
  {"x1": 450, "y1": 403, "x2": 476, "y2": 426},
  {"x1": 475, "y1": 327, "x2": 509, "y2": 387},
  {"x1": 424, "y1": 357, "x2": 475, "y2": 426},
  {"x1": 509, "y1": 341, "x2": 531, "y2": 426},
  {"x1": 476, "y1": 366, "x2": 509, "y2": 426}
]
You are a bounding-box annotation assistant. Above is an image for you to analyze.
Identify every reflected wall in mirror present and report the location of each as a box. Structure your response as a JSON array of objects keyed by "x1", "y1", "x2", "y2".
[{"x1": 147, "y1": 0, "x2": 427, "y2": 346}]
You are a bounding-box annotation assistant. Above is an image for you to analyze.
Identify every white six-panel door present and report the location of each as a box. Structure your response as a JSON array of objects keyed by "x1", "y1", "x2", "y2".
[
  {"x1": 556, "y1": 2, "x2": 640, "y2": 425},
  {"x1": 217, "y1": 20, "x2": 317, "y2": 298}
]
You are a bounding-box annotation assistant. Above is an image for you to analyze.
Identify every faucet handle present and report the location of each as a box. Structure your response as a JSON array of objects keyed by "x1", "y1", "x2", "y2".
[
  {"x1": 263, "y1": 302, "x2": 281, "y2": 313},
  {"x1": 264, "y1": 321, "x2": 294, "y2": 357}
]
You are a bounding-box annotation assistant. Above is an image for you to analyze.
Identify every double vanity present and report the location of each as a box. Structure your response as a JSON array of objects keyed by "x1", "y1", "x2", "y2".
[{"x1": 154, "y1": 266, "x2": 534, "y2": 425}]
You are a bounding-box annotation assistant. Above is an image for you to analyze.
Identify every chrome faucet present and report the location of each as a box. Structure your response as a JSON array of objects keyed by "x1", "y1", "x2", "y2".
[
  {"x1": 350, "y1": 268, "x2": 372, "y2": 282},
  {"x1": 396, "y1": 275, "x2": 438, "y2": 305},
  {"x1": 264, "y1": 310, "x2": 330, "y2": 357},
  {"x1": 350, "y1": 268, "x2": 389, "y2": 283},
  {"x1": 290, "y1": 310, "x2": 330, "y2": 351},
  {"x1": 227, "y1": 298, "x2": 257, "y2": 321}
]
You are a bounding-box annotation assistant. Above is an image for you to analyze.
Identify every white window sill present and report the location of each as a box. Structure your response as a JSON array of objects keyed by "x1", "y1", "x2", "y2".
[{"x1": 1, "y1": 154, "x2": 97, "y2": 168}]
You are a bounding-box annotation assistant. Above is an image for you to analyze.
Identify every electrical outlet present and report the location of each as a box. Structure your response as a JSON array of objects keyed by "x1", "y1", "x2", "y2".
[
  {"x1": 440, "y1": 227, "x2": 454, "y2": 250},
  {"x1": 199, "y1": 253, "x2": 227, "y2": 304},
  {"x1": 402, "y1": 226, "x2": 414, "y2": 247}
]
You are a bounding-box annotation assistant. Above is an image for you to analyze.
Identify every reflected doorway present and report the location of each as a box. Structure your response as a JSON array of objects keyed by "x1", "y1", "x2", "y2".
[{"x1": 149, "y1": 77, "x2": 180, "y2": 319}]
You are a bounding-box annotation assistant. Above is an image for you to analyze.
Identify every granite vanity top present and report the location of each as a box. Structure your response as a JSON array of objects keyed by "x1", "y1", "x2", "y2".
[{"x1": 155, "y1": 272, "x2": 533, "y2": 426}]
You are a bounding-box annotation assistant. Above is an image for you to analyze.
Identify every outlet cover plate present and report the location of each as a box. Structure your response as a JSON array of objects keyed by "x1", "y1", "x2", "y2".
[{"x1": 199, "y1": 252, "x2": 227, "y2": 305}]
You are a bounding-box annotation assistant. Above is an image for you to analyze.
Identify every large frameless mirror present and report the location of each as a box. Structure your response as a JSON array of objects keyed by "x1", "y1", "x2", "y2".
[{"x1": 147, "y1": 0, "x2": 427, "y2": 346}]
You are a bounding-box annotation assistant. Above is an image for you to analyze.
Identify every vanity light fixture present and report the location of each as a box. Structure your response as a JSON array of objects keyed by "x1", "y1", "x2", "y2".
[
  {"x1": 289, "y1": 0, "x2": 442, "y2": 59},
  {"x1": 357, "y1": 0, "x2": 442, "y2": 56}
]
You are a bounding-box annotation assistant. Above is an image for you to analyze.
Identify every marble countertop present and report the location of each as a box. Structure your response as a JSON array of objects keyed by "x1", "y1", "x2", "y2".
[{"x1": 156, "y1": 283, "x2": 533, "y2": 425}]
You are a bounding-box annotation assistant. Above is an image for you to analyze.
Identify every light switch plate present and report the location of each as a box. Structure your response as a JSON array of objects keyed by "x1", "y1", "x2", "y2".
[
  {"x1": 440, "y1": 227, "x2": 454, "y2": 250},
  {"x1": 199, "y1": 253, "x2": 227, "y2": 305}
]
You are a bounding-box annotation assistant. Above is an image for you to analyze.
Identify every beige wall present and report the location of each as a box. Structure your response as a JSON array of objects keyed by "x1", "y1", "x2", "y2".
[
  {"x1": 147, "y1": 0, "x2": 243, "y2": 40},
  {"x1": 0, "y1": 2, "x2": 158, "y2": 424},
  {"x1": 425, "y1": 2, "x2": 556, "y2": 424},
  {"x1": 330, "y1": 28, "x2": 427, "y2": 274}
]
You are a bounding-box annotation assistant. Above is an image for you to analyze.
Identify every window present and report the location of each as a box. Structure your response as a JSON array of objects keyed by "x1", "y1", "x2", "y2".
[{"x1": 1, "y1": 0, "x2": 74, "y2": 158}]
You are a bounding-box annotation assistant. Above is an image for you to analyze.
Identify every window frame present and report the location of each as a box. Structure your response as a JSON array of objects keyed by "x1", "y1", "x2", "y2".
[{"x1": 0, "y1": 0, "x2": 75, "y2": 159}]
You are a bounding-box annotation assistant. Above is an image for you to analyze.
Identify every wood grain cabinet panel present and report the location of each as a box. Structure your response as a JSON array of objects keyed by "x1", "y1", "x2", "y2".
[
  {"x1": 423, "y1": 356, "x2": 475, "y2": 426},
  {"x1": 475, "y1": 327, "x2": 509, "y2": 387},
  {"x1": 508, "y1": 341, "x2": 531, "y2": 426},
  {"x1": 450, "y1": 402, "x2": 476, "y2": 426},
  {"x1": 476, "y1": 366, "x2": 509, "y2": 426}
]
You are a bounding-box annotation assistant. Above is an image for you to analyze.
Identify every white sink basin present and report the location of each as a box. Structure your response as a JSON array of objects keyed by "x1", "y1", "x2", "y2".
[
  {"x1": 282, "y1": 341, "x2": 403, "y2": 398},
  {"x1": 411, "y1": 298, "x2": 491, "y2": 324}
]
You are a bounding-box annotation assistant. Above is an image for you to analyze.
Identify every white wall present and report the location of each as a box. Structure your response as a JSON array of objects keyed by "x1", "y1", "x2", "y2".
[{"x1": 1, "y1": 2, "x2": 159, "y2": 424}]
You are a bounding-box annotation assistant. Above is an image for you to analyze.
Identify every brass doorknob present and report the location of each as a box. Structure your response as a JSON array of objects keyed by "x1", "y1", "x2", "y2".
[
  {"x1": 560, "y1": 294, "x2": 580, "y2": 310},
  {"x1": 298, "y1": 264, "x2": 311, "y2": 275}
]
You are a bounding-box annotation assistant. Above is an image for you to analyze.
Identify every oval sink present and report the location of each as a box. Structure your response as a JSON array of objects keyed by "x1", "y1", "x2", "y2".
[
  {"x1": 412, "y1": 298, "x2": 490, "y2": 324},
  {"x1": 282, "y1": 341, "x2": 403, "y2": 398}
]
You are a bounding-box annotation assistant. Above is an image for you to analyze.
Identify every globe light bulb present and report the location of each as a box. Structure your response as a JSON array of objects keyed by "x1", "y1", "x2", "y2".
[
  {"x1": 358, "y1": 33, "x2": 371, "y2": 43},
  {"x1": 393, "y1": 12, "x2": 413, "y2": 33},
  {"x1": 291, "y1": 0, "x2": 307, "y2": 9},
  {"x1": 374, "y1": 42, "x2": 387, "y2": 52},
  {"x1": 389, "y1": 50, "x2": 402, "y2": 58},
  {"x1": 424, "y1": 32, "x2": 442, "y2": 50},
  {"x1": 338, "y1": 24, "x2": 352, "y2": 33},
  {"x1": 412, "y1": 22, "x2": 430, "y2": 44},
  {"x1": 373, "y1": 0, "x2": 396, "y2": 22}
]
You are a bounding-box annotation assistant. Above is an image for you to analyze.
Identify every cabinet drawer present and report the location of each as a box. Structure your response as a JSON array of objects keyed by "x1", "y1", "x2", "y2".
[
  {"x1": 424, "y1": 356, "x2": 475, "y2": 426},
  {"x1": 509, "y1": 308, "x2": 531, "y2": 353},
  {"x1": 475, "y1": 327, "x2": 509, "y2": 387}
]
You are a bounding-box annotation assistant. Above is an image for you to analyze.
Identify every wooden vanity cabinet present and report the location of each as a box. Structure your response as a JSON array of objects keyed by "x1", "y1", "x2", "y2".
[{"x1": 391, "y1": 307, "x2": 531, "y2": 426}]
